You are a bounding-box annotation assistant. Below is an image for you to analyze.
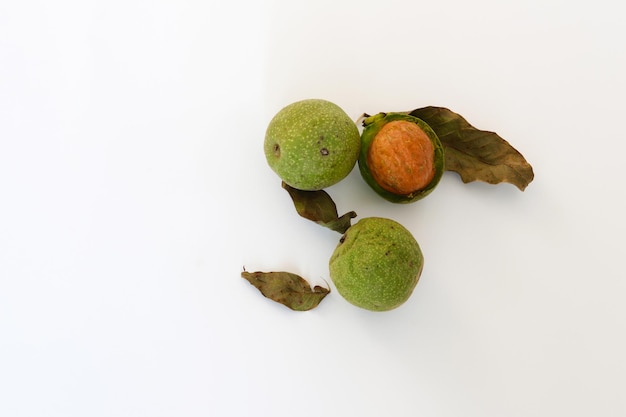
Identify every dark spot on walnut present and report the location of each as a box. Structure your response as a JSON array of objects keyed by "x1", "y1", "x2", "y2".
[
  {"x1": 320, "y1": 148, "x2": 329, "y2": 156},
  {"x1": 339, "y1": 235, "x2": 346, "y2": 244},
  {"x1": 273, "y1": 143, "x2": 280, "y2": 157}
]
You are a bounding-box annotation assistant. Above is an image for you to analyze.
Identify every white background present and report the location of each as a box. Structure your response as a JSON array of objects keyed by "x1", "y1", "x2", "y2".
[{"x1": 1, "y1": 1, "x2": 625, "y2": 416}]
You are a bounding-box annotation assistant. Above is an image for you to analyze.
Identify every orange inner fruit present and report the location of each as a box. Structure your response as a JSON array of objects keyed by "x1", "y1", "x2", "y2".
[{"x1": 367, "y1": 120, "x2": 436, "y2": 195}]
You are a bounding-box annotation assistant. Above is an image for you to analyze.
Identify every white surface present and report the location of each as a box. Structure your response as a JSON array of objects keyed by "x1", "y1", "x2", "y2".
[{"x1": 1, "y1": 1, "x2": 625, "y2": 416}]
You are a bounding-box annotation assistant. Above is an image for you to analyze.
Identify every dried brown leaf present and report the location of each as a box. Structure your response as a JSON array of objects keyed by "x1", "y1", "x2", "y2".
[
  {"x1": 282, "y1": 182, "x2": 356, "y2": 233},
  {"x1": 241, "y1": 270, "x2": 330, "y2": 311},
  {"x1": 409, "y1": 107, "x2": 534, "y2": 190}
]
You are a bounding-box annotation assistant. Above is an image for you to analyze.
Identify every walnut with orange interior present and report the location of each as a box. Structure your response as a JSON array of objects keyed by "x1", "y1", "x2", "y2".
[{"x1": 358, "y1": 113, "x2": 445, "y2": 203}]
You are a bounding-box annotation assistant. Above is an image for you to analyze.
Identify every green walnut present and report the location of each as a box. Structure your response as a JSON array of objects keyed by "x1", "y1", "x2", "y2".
[
  {"x1": 358, "y1": 112, "x2": 445, "y2": 203},
  {"x1": 329, "y1": 217, "x2": 424, "y2": 311},
  {"x1": 264, "y1": 99, "x2": 361, "y2": 191}
]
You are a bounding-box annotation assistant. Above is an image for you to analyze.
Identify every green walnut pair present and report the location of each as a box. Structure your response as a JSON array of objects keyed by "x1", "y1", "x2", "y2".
[
  {"x1": 264, "y1": 99, "x2": 442, "y2": 311},
  {"x1": 264, "y1": 98, "x2": 444, "y2": 200}
]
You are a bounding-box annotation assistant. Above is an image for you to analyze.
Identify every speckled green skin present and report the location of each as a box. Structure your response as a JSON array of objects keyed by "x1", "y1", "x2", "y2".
[
  {"x1": 329, "y1": 217, "x2": 423, "y2": 311},
  {"x1": 264, "y1": 99, "x2": 361, "y2": 191}
]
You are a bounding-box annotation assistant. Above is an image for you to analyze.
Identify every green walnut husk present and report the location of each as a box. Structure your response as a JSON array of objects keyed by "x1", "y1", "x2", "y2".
[
  {"x1": 329, "y1": 217, "x2": 423, "y2": 311},
  {"x1": 264, "y1": 99, "x2": 361, "y2": 191},
  {"x1": 358, "y1": 112, "x2": 445, "y2": 203}
]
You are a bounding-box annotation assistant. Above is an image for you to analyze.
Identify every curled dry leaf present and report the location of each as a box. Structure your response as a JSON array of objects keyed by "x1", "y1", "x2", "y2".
[
  {"x1": 282, "y1": 181, "x2": 356, "y2": 233},
  {"x1": 409, "y1": 107, "x2": 534, "y2": 191},
  {"x1": 241, "y1": 270, "x2": 330, "y2": 311}
]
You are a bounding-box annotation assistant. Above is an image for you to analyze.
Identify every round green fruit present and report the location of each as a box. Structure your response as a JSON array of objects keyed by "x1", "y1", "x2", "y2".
[
  {"x1": 264, "y1": 99, "x2": 361, "y2": 191},
  {"x1": 358, "y1": 112, "x2": 445, "y2": 203},
  {"x1": 329, "y1": 217, "x2": 424, "y2": 311}
]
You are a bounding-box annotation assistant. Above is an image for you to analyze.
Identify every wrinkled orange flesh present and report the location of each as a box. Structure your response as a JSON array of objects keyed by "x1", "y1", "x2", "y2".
[{"x1": 367, "y1": 120, "x2": 436, "y2": 195}]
